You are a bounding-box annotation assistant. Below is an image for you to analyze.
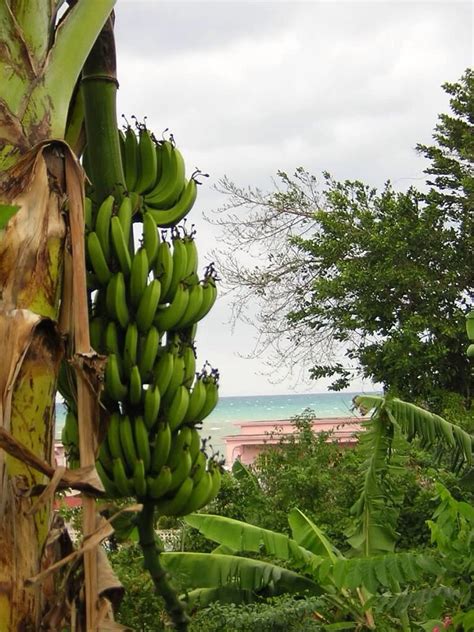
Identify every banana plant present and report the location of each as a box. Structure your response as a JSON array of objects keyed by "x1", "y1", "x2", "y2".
[
  {"x1": 161, "y1": 510, "x2": 446, "y2": 629},
  {"x1": 0, "y1": 2, "x2": 115, "y2": 629},
  {"x1": 160, "y1": 397, "x2": 473, "y2": 629}
]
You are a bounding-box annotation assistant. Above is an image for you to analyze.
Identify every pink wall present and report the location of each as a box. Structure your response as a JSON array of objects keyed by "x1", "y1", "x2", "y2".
[{"x1": 224, "y1": 417, "x2": 365, "y2": 466}]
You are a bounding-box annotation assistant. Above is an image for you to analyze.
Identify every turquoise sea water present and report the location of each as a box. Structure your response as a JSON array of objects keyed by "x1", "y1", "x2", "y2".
[{"x1": 56, "y1": 391, "x2": 372, "y2": 454}]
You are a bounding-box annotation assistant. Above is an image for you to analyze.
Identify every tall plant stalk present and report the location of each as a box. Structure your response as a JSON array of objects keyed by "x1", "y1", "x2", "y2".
[
  {"x1": 137, "y1": 502, "x2": 191, "y2": 631},
  {"x1": 0, "y1": 2, "x2": 115, "y2": 628}
]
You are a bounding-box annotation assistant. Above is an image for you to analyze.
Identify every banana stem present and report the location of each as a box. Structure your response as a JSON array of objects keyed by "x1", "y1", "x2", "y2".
[
  {"x1": 137, "y1": 502, "x2": 190, "y2": 631},
  {"x1": 81, "y1": 13, "x2": 125, "y2": 203}
]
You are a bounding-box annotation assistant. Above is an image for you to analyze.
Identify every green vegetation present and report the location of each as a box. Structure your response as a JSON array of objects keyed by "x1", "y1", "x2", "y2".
[{"x1": 211, "y1": 70, "x2": 473, "y2": 406}]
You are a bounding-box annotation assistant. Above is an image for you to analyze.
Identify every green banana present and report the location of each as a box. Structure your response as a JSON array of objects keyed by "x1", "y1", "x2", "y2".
[
  {"x1": 174, "y1": 283, "x2": 204, "y2": 330},
  {"x1": 167, "y1": 427, "x2": 193, "y2": 469},
  {"x1": 129, "y1": 365, "x2": 143, "y2": 406},
  {"x1": 144, "y1": 142, "x2": 185, "y2": 209},
  {"x1": 167, "y1": 446, "x2": 192, "y2": 489},
  {"x1": 87, "y1": 231, "x2": 112, "y2": 286},
  {"x1": 183, "y1": 234, "x2": 198, "y2": 282},
  {"x1": 117, "y1": 193, "x2": 133, "y2": 244},
  {"x1": 111, "y1": 215, "x2": 132, "y2": 277},
  {"x1": 135, "y1": 126, "x2": 157, "y2": 194},
  {"x1": 96, "y1": 460, "x2": 120, "y2": 498},
  {"x1": 150, "y1": 422, "x2": 172, "y2": 473},
  {"x1": 124, "y1": 125, "x2": 138, "y2": 192},
  {"x1": 144, "y1": 385, "x2": 161, "y2": 431},
  {"x1": 153, "y1": 349, "x2": 175, "y2": 399},
  {"x1": 184, "y1": 470, "x2": 213, "y2": 513},
  {"x1": 190, "y1": 450, "x2": 207, "y2": 484},
  {"x1": 192, "y1": 277, "x2": 217, "y2": 323},
  {"x1": 94, "y1": 195, "x2": 114, "y2": 261},
  {"x1": 133, "y1": 459, "x2": 148, "y2": 497},
  {"x1": 89, "y1": 316, "x2": 106, "y2": 353},
  {"x1": 62, "y1": 409, "x2": 79, "y2": 449},
  {"x1": 155, "y1": 476, "x2": 193, "y2": 516},
  {"x1": 130, "y1": 247, "x2": 150, "y2": 309},
  {"x1": 138, "y1": 326, "x2": 160, "y2": 380},
  {"x1": 162, "y1": 352, "x2": 185, "y2": 404},
  {"x1": 167, "y1": 384, "x2": 190, "y2": 432},
  {"x1": 123, "y1": 322, "x2": 139, "y2": 374},
  {"x1": 105, "y1": 354, "x2": 128, "y2": 401},
  {"x1": 154, "y1": 283, "x2": 189, "y2": 331},
  {"x1": 189, "y1": 427, "x2": 201, "y2": 463},
  {"x1": 142, "y1": 211, "x2": 160, "y2": 267},
  {"x1": 104, "y1": 321, "x2": 123, "y2": 371},
  {"x1": 107, "y1": 412, "x2": 127, "y2": 463},
  {"x1": 98, "y1": 437, "x2": 114, "y2": 476},
  {"x1": 84, "y1": 196, "x2": 93, "y2": 232},
  {"x1": 136, "y1": 279, "x2": 162, "y2": 333},
  {"x1": 112, "y1": 457, "x2": 134, "y2": 497},
  {"x1": 184, "y1": 376, "x2": 207, "y2": 423},
  {"x1": 119, "y1": 414, "x2": 138, "y2": 473},
  {"x1": 182, "y1": 344, "x2": 196, "y2": 388},
  {"x1": 153, "y1": 141, "x2": 164, "y2": 189},
  {"x1": 145, "y1": 177, "x2": 198, "y2": 229},
  {"x1": 142, "y1": 140, "x2": 172, "y2": 197},
  {"x1": 147, "y1": 465, "x2": 172, "y2": 500},
  {"x1": 165, "y1": 237, "x2": 188, "y2": 303},
  {"x1": 195, "y1": 373, "x2": 219, "y2": 422},
  {"x1": 106, "y1": 272, "x2": 130, "y2": 329},
  {"x1": 154, "y1": 241, "x2": 173, "y2": 300},
  {"x1": 134, "y1": 415, "x2": 151, "y2": 472},
  {"x1": 203, "y1": 462, "x2": 222, "y2": 506}
]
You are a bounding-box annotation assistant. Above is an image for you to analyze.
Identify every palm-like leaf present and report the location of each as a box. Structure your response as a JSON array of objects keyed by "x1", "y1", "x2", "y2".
[
  {"x1": 288, "y1": 508, "x2": 342, "y2": 561},
  {"x1": 184, "y1": 513, "x2": 314, "y2": 567},
  {"x1": 349, "y1": 395, "x2": 474, "y2": 556},
  {"x1": 160, "y1": 552, "x2": 321, "y2": 607},
  {"x1": 355, "y1": 395, "x2": 473, "y2": 467}
]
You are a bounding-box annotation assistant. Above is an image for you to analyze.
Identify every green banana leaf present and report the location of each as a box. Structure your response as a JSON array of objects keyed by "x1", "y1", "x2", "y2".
[
  {"x1": 232, "y1": 459, "x2": 261, "y2": 491},
  {"x1": 353, "y1": 395, "x2": 473, "y2": 467},
  {"x1": 348, "y1": 395, "x2": 473, "y2": 557},
  {"x1": 160, "y1": 552, "x2": 321, "y2": 601},
  {"x1": 184, "y1": 513, "x2": 314, "y2": 566},
  {"x1": 0, "y1": 0, "x2": 116, "y2": 156},
  {"x1": 288, "y1": 508, "x2": 342, "y2": 562},
  {"x1": 182, "y1": 586, "x2": 261, "y2": 609}
]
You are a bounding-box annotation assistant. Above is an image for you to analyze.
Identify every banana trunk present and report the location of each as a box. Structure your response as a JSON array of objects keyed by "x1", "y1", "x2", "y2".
[
  {"x1": 0, "y1": 146, "x2": 65, "y2": 630},
  {"x1": 0, "y1": 2, "x2": 116, "y2": 629}
]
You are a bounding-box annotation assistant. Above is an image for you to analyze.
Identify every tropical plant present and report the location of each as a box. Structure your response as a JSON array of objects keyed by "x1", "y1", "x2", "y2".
[
  {"x1": 0, "y1": 2, "x2": 115, "y2": 629},
  {"x1": 160, "y1": 395, "x2": 473, "y2": 629}
]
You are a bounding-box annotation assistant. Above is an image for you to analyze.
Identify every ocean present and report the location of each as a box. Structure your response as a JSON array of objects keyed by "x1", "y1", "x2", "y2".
[{"x1": 55, "y1": 391, "x2": 370, "y2": 454}]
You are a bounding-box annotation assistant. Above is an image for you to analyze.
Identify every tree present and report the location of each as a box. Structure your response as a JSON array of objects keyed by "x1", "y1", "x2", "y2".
[
  {"x1": 211, "y1": 71, "x2": 473, "y2": 405},
  {"x1": 0, "y1": 3, "x2": 115, "y2": 629}
]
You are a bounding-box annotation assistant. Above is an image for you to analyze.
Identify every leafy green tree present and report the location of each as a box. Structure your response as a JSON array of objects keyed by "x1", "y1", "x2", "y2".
[{"x1": 211, "y1": 71, "x2": 473, "y2": 405}]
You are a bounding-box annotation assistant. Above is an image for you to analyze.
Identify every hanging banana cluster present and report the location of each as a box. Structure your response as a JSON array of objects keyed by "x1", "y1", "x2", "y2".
[
  {"x1": 118, "y1": 121, "x2": 203, "y2": 227},
  {"x1": 61, "y1": 126, "x2": 222, "y2": 516}
]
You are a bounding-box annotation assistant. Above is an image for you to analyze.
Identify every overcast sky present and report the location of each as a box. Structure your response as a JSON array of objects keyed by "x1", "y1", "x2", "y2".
[{"x1": 113, "y1": 1, "x2": 472, "y2": 397}]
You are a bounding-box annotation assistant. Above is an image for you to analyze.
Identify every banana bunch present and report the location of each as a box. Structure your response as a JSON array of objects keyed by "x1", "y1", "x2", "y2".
[
  {"x1": 96, "y1": 414, "x2": 222, "y2": 515},
  {"x1": 61, "y1": 127, "x2": 222, "y2": 515},
  {"x1": 119, "y1": 122, "x2": 206, "y2": 229}
]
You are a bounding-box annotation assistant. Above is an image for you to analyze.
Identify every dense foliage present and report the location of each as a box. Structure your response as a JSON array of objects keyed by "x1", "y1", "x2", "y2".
[
  {"x1": 109, "y1": 399, "x2": 473, "y2": 629},
  {"x1": 211, "y1": 71, "x2": 473, "y2": 405}
]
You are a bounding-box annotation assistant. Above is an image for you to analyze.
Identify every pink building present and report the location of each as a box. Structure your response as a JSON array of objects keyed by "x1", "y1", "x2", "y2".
[{"x1": 223, "y1": 417, "x2": 365, "y2": 466}]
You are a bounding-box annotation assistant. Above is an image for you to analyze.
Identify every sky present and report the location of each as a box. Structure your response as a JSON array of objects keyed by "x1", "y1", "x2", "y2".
[{"x1": 113, "y1": 1, "x2": 473, "y2": 397}]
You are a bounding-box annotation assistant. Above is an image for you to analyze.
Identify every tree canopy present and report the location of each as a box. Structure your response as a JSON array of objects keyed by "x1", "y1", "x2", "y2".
[{"x1": 211, "y1": 70, "x2": 473, "y2": 406}]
